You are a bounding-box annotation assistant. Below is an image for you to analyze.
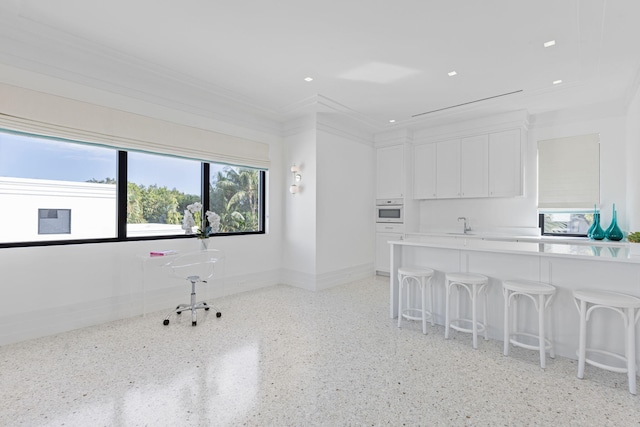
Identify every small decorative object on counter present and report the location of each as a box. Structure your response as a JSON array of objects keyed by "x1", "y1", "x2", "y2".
[
  {"x1": 628, "y1": 231, "x2": 640, "y2": 257},
  {"x1": 588, "y1": 211, "x2": 605, "y2": 240},
  {"x1": 604, "y1": 203, "x2": 623, "y2": 241}
]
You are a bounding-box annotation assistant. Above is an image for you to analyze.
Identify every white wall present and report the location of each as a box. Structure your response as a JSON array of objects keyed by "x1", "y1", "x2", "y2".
[
  {"x1": 316, "y1": 122, "x2": 375, "y2": 284},
  {"x1": 626, "y1": 83, "x2": 640, "y2": 231},
  {"x1": 282, "y1": 114, "x2": 377, "y2": 290},
  {"x1": 282, "y1": 116, "x2": 318, "y2": 288},
  {"x1": 0, "y1": 69, "x2": 286, "y2": 345},
  {"x1": 530, "y1": 109, "x2": 628, "y2": 231},
  {"x1": 414, "y1": 107, "x2": 630, "y2": 235}
]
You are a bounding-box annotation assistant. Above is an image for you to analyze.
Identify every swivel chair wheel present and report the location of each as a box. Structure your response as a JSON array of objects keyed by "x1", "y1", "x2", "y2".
[
  {"x1": 204, "y1": 303, "x2": 210, "y2": 311},
  {"x1": 192, "y1": 321, "x2": 197, "y2": 326},
  {"x1": 163, "y1": 319, "x2": 169, "y2": 326},
  {"x1": 216, "y1": 312, "x2": 222, "y2": 318},
  {"x1": 176, "y1": 305, "x2": 182, "y2": 315}
]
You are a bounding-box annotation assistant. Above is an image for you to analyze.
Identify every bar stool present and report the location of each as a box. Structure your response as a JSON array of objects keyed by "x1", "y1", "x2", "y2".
[
  {"x1": 503, "y1": 280, "x2": 556, "y2": 368},
  {"x1": 445, "y1": 272, "x2": 490, "y2": 349},
  {"x1": 573, "y1": 289, "x2": 640, "y2": 395},
  {"x1": 397, "y1": 267, "x2": 435, "y2": 334}
]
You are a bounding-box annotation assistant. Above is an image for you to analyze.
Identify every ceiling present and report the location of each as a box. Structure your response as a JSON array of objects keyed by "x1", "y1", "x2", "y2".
[{"x1": 1, "y1": 0, "x2": 639, "y2": 132}]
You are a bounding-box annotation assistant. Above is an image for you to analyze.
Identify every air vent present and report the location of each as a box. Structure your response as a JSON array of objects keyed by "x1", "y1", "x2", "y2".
[{"x1": 412, "y1": 90, "x2": 523, "y2": 117}]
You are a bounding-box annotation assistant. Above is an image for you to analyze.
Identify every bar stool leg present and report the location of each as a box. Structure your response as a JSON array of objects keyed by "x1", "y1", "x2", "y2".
[
  {"x1": 483, "y1": 285, "x2": 489, "y2": 341},
  {"x1": 445, "y1": 280, "x2": 451, "y2": 339},
  {"x1": 626, "y1": 307, "x2": 637, "y2": 395},
  {"x1": 429, "y1": 276, "x2": 435, "y2": 326},
  {"x1": 472, "y1": 284, "x2": 478, "y2": 349},
  {"x1": 503, "y1": 288, "x2": 510, "y2": 356},
  {"x1": 397, "y1": 276, "x2": 404, "y2": 328},
  {"x1": 577, "y1": 299, "x2": 587, "y2": 379},
  {"x1": 421, "y1": 277, "x2": 427, "y2": 334},
  {"x1": 548, "y1": 299, "x2": 556, "y2": 359},
  {"x1": 538, "y1": 293, "x2": 546, "y2": 369}
]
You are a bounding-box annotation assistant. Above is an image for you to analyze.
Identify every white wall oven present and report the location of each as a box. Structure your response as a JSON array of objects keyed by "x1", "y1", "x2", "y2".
[{"x1": 376, "y1": 199, "x2": 403, "y2": 223}]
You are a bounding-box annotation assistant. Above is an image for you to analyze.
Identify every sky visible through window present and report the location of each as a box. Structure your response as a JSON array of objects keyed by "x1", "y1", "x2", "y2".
[{"x1": 0, "y1": 131, "x2": 201, "y2": 195}]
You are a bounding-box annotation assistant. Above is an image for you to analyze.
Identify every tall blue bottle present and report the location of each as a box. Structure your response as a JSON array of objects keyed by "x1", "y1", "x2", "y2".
[
  {"x1": 604, "y1": 204, "x2": 623, "y2": 241},
  {"x1": 589, "y1": 212, "x2": 605, "y2": 240}
]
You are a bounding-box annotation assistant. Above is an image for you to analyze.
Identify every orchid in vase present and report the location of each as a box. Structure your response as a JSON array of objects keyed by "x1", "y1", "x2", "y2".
[{"x1": 181, "y1": 202, "x2": 221, "y2": 239}]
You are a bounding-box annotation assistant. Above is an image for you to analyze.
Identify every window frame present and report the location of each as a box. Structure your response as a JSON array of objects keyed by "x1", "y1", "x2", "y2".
[{"x1": 0, "y1": 131, "x2": 267, "y2": 248}]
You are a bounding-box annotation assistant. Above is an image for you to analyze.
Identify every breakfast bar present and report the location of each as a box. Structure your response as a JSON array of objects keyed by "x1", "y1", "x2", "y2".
[{"x1": 389, "y1": 236, "x2": 640, "y2": 365}]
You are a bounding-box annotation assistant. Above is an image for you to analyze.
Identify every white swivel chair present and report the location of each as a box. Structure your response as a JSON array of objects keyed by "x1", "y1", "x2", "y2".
[{"x1": 162, "y1": 249, "x2": 222, "y2": 326}]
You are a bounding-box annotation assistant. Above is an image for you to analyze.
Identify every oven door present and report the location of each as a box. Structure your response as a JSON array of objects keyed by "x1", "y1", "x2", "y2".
[{"x1": 376, "y1": 205, "x2": 403, "y2": 223}]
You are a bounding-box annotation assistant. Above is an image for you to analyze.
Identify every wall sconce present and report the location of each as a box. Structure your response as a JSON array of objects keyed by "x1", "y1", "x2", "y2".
[{"x1": 289, "y1": 164, "x2": 302, "y2": 194}]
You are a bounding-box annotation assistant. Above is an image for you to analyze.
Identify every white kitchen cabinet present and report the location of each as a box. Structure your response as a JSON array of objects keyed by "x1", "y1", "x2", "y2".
[
  {"x1": 413, "y1": 143, "x2": 436, "y2": 199},
  {"x1": 489, "y1": 129, "x2": 522, "y2": 197},
  {"x1": 376, "y1": 227, "x2": 403, "y2": 274},
  {"x1": 435, "y1": 139, "x2": 460, "y2": 198},
  {"x1": 376, "y1": 145, "x2": 404, "y2": 199},
  {"x1": 460, "y1": 134, "x2": 489, "y2": 198}
]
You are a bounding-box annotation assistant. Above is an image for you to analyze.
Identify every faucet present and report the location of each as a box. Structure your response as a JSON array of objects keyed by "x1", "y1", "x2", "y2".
[{"x1": 458, "y1": 217, "x2": 471, "y2": 234}]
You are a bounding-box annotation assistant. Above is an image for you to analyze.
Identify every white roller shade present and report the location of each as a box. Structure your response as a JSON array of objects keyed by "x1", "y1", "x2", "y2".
[
  {"x1": 537, "y1": 133, "x2": 599, "y2": 209},
  {"x1": 0, "y1": 83, "x2": 270, "y2": 169}
]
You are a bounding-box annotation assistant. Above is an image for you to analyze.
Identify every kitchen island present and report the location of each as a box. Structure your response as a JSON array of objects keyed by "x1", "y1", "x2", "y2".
[{"x1": 389, "y1": 236, "x2": 640, "y2": 365}]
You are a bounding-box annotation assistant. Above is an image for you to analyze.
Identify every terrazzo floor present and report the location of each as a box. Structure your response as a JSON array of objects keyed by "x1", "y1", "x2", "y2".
[{"x1": 1, "y1": 276, "x2": 639, "y2": 426}]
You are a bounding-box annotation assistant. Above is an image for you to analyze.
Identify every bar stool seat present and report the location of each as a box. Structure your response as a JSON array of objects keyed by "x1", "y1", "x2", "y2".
[
  {"x1": 445, "y1": 272, "x2": 490, "y2": 349},
  {"x1": 503, "y1": 280, "x2": 556, "y2": 368},
  {"x1": 573, "y1": 289, "x2": 640, "y2": 395},
  {"x1": 397, "y1": 267, "x2": 435, "y2": 334}
]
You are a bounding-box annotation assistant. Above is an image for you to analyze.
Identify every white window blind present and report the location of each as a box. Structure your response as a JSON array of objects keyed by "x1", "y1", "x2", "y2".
[
  {"x1": 0, "y1": 82, "x2": 270, "y2": 169},
  {"x1": 537, "y1": 133, "x2": 599, "y2": 209}
]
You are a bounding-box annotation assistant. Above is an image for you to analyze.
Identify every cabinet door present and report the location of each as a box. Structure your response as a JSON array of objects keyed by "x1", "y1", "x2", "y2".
[
  {"x1": 375, "y1": 232, "x2": 403, "y2": 273},
  {"x1": 413, "y1": 143, "x2": 436, "y2": 199},
  {"x1": 489, "y1": 129, "x2": 522, "y2": 197},
  {"x1": 436, "y1": 139, "x2": 460, "y2": 198},
  {"x1": 460, "y1": 134, "x2": 489, "y2": 198},
  {"x1": 376, "y1": 145, "x2": 404, "y2": 199}
]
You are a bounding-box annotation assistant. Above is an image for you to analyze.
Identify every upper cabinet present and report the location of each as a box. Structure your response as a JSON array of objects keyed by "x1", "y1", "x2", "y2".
[
  {"x1": 412, "y1": 143, "x2": 436, "y2": 199},
  {"x1": 460, "y1": 134, "x2": 489, "y2": 198},
  {"x1": 489, "y1": 129, "x2": 522, "y2": 197},
  {"x1": 412, "y1": 128, "x2": 522, "y2": 200},
  {"x1": 376, "y1": 144, "x2": 404, "y2": 199},
  {"x1": 435, "y1": 139, "x2": 460, "y2": 198}
]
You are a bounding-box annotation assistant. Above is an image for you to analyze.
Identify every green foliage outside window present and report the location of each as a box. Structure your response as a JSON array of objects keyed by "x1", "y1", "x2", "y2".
[
  {"x1": 210, "y1": 167, "x2": 260, "y2": 232},
  {"x1": 118, "y1": 166, "x2": 260, "y2": 233}
]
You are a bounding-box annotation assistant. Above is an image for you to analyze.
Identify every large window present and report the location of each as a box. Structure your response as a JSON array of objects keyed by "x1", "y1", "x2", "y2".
[{"x1": 0, "y1": 129, "x2": 266, "y2": 246}]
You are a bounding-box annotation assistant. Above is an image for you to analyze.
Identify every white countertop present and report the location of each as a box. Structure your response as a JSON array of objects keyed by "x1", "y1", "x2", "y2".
[
  {"x1": 405, "y1": 231, "x2": 628, "y2": 246},
  {"x1": 390, "y1": 236, "x2": 640, "y2": 263}
]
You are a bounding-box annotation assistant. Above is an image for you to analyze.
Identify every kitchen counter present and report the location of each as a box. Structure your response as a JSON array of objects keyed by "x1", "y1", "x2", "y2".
[
  {"x1": 388, "y1": 236, "x2": 640, "y2": 366},
  {"x1": 394, "y1": 235, "x2": 639, "y2": 263},
  {"x1": 406, "y1": 231, "x2": 629, "y2": 247}
]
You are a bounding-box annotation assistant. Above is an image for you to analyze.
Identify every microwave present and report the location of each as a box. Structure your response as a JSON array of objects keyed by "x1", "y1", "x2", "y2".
[{"x1": 376, "y1": 199, "x2": 403, "y2": 223}]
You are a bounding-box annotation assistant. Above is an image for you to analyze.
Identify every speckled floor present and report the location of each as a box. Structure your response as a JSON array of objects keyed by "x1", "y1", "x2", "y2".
[{"x1": 1, "y1": 276, "x2": 638, "y2": 426}]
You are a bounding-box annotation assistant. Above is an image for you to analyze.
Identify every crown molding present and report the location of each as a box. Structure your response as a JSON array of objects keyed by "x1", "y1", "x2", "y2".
[{"x1": 0, "y1": 12, "x2": 285, "y2": 137}]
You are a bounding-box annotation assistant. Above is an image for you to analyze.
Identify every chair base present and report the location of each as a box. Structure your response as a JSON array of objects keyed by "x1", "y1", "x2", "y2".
[{"x1": 163, "y1": 300, "x2": 221, "y2": 326}]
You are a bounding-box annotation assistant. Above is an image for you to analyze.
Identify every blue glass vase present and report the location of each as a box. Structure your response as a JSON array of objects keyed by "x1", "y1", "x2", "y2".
[
  {"x1": 605, "y1": 204, "x2": 623, "y2": 241},
  {"x1": 589, "y1": 212, "x2": 605, "y2": 240}
]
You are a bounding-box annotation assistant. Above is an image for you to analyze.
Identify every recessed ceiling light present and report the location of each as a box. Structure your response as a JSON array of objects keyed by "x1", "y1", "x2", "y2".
[
  {"x1": 544, "y1": 40, "x2": 556, "y2": 48},
  {"x1": 448, "y1": 71, "x2": 457, "y2": 76},
  {"x1": 553, "y1": 79, "x2": 563, "y2": 85},
  {"x1": 304, "y1": 77, "x2": 313, "y2": 82},
  {"x1": 389, "y1": 119, "x2": 396, "y2": 123}
]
